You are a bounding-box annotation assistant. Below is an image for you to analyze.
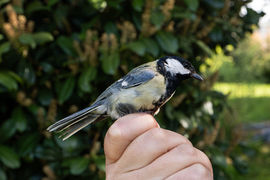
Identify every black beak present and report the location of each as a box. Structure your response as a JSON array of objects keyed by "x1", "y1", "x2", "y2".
[{"x1": 191, "y1": 73, "x2": 203, "y2": 81}]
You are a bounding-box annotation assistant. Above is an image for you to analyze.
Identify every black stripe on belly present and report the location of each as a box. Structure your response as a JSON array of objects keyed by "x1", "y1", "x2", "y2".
[
  {"x1": 115, "y1": 103, "x2": 159, "y2": 117},
  {"x1": 116, "y1": 103, "x2": 137, "y2": 117}
]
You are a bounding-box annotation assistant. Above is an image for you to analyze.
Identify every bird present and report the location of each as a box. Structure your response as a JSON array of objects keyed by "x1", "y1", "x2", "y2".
[{"x1": 47, "y1": 56, "x2": 203, "y2": 140}]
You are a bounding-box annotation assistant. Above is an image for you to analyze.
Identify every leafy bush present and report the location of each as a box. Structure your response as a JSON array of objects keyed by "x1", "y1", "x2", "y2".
[
  {"x1": 209, "y1": 34, "x2": 270, "y2": 83},
  {"x1": 0, "y1": 0, "x2": 263, "y2": 179}
]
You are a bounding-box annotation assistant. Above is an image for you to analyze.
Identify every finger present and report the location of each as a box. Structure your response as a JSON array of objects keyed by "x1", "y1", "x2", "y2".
[
  {"x1": 165, "y1": 163, "x2": 213, "y2": 180},
  {"x1": 126, "y1": 143, "x2": 211, "y2": 179},
  {"x1": 195, "y1": 149, "x2": 213, "y2": 174},
  {"x1": 104, "y1": 113, "x2": 158, "y2": 165},
  {"x1": 117, "y1": 128, "x2": 191, "y2": 171}
]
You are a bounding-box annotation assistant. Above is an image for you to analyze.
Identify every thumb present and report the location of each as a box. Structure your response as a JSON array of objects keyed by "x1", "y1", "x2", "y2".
[{"x1": 104, "y1": 113, "x2": 159, "y2": 165}]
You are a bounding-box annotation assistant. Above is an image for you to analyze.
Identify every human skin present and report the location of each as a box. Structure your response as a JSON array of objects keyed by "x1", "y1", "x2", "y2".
[{"x1": 104, "y1": 113, "x2": 213, "y2": 180}]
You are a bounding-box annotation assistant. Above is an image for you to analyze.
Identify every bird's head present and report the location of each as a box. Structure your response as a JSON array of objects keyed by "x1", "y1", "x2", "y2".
[{"x1": 157, "y1": 56, "x2": 203, "y2": 82}]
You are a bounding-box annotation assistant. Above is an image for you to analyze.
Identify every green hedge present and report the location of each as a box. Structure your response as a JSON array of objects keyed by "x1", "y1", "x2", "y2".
[{"x1": 0, "y1": 0, "x2": 263, "y2": 179}]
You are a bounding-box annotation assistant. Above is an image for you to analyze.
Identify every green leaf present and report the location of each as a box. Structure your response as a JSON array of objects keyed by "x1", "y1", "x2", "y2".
[
  {"x1": 173, "y1": 10, "x2": 196, "y2": 20},
  {"x1": 5, "y1": 71, "x2": 23, "y2": 84},
  {"x1": 104, "y1": 22, "x2": 118, "y2": 34},
  {"x1": 19, "y1": 33, "x2": 36, "y2": 48},
  {"x1": 195, "y1": 40, "x2": 213, "y2": 56},
  {"x1": 184, "y1": 0, "x2": 199, "y2": 11},
  {"x1": 58, "y1": 77, "x2": 75, "y2": 104},
  {"x1": 38, "y1": 89, "x2": 53, "y2": 106},
  {"x1": 127, "y1": 41, "x2": 146, "y2": 56},
  {"x1": 69, "y1": 157, "x2": 90, "y2": 175},
  {"x1": 0, "y1": 42, "x2": 11, "y2": 62},
  {"x1": 150, "y1": 10, "x2": 165, "y2": 29},
  {"x1": 142, "y1": 38, "x2": 159, "y2": 57},
  {"x1": 93, "y1": 155, "x2": 106, "y2": 171},
  {"x1": 132, "y1": 0, "x2": 144, "y2": 11},
  {"x1": 17, "y1": 60, "x2": 36, "y2": 85},
  {"x1": 12, "y1": 108, "x2": 27, "y2": 132},
  {"x1": 209, "y1": 27, "x2": 223, "y2": 42},
  {"x1": 25, "y1": 1, "x2": 49, "y2": 14},
  {"x1": 27, "y1": 104, "x2": 41, "y2": 117},
  {"x1": 0, "y1": 71, "x2": 18, "y2": 91},
  {"x1": 213, "y1": 154, "x2": 227, "y2": 168},
  {"x1": 0, "y1": 168, "x2": 7, "y2": 180},
  {"x1": 41, "y1": 62, "x2": 54, "y2": 73},
  {"x1": 55, "y1": 136, "x2": 79, "y2": 152},
  {"x1": 18, "y1": 134, "x2": 40, "y2": 156},
  {"x1": 132, "y1": 13, "x2": 142, "y2": 30},
  {"x1": 0, "y1": 120, "x2": 16, "y2": 142},
  {"x1": 57, "y1": 36, "x2": 76, "y2": 56},
  {"x1": 202, "y1": 0, "x2": 224, "y2": 9},
  {"x1": 156, "y1": 31, "x2": 179, "y2": 53},
  {"x1": 48, "y1": 0, "x2": 59, "y2": 6},
  {"x1": 0, "y1": 145, "x2": 20, "y2": 169},
  {"x1": 101, "y1": 52, "x2": 120, "y2": 75},
  {"x1": 0, "y1": 0, "x2": 9, "y2": 6},
  {"x1": 78, "y1": 67, "x2": 97, "y2": 92},
  {"x1": 32, "y1": 32, "x2": 54, "y2": 45}
]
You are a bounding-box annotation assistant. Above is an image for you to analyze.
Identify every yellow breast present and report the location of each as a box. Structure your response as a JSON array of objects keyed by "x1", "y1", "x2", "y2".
[{"x1": 109, "y1": 72, "x2": 166, "y2": 118}]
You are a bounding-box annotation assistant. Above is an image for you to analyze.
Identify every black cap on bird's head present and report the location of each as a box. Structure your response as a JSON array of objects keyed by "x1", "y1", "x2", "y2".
[{"x1": 157, "y1": 56, "x2": 203, "y2": 82}]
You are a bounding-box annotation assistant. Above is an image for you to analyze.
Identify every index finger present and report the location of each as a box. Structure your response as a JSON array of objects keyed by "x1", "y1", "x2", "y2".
[{"x1": 104, "y1": 113, "x2": 159, "y2": 165}]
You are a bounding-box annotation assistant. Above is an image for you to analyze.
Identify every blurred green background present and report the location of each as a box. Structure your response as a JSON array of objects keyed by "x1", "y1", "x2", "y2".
[{"x1": 0, "y1": 0, "x2": 269, "y2": 179}]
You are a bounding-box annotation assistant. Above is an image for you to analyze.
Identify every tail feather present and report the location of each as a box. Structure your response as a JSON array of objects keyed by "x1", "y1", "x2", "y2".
[
  {"x1": 60, "y1": 115, "x2": 100, "y2": 141},
  {"x1": 54, "y1": 115, "x2": 90, "y2": 133},
  {"x1": 47, "y1": 106, "x2": 99, "y2": 132},
  {"x1": 47, "y1": 104, "x2": 105, "y2": 140}
]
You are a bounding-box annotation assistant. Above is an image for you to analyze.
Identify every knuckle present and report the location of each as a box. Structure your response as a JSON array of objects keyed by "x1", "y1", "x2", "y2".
[
  {"x1": 176, "y1": 134, "x2": 192, "y2": 145},
  {"x1": 106, "y1": 164, "x2": 124, "y2": 180},
  {"x1": 105, "y1": 166, "x2": 116, "y2": 180},
  {"x1": 140, "y1": 113, "x2": 157, "y2": 126},
  {"x1": 106, "y1": 171, "x2": 116, "y2": 180},
  {"x1": 147, "y1": 128, "x2": 166, "y2": 140},
  {"x1": 195, "y1": 149, "x2": 213, "y2": 172},
  {"x1": 169, "y1": 131, "x2": 192, "y2": 145},
  {"x1": 175, "y1": 143, "x2": 197, "y2": 157},
  {"x1": 106, "y1": 174, "x2": 123, "y2": 180},
  {"x1": 141, "y1": 113, "x2": 155, "y2": 120},
  {"x1": 107, "y1": 123, "x2": 122, "y2": 140},
  {"x1": 191, "y1": 164, "x2": 212, "y2": 179},
  {"x1": 146, "y1": 114, "x2": 156, "y2": 122}
]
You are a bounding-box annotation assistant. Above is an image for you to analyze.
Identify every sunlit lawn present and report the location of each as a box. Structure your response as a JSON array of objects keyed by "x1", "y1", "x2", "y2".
[
  {"x1": 214, "y1": 83, "x2": 270, "y2": 179},
  {"x1": 238, "y1": 144, "x2": 270, "y2": 180},
  {"x1": 214, "y1": 83, "x2": 270, "y2": 99},
  {"x1": 214, "y1": 83, "x2": 270, "y2": 123}
]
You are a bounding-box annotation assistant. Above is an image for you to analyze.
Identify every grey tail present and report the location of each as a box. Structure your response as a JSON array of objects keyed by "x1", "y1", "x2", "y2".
[{"x1": 47, "y1": 105, "x2": 105, "y2": 140}]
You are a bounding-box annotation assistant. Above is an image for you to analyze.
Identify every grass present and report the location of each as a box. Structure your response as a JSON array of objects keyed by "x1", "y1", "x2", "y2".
[
  {"x1": 214, "y1": 83, "x2": 270, "y2": 99},
  {"x1": 214, "y1": 82, "x2": 270, "y2": 179},
  {"x1": 228, "y1": 97, "x2": 270, "y2": 123},
  {"x1": 213, "y1": 83, "x2": 270, "y2": 123},
  {"x1": 238, "y1": 144, "x2": 270, "y2": 180}
]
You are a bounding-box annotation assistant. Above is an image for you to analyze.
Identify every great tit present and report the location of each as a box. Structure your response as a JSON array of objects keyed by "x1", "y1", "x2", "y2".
[{"x1": 47, "y1": 56, "x2": 203, "y2": 140}]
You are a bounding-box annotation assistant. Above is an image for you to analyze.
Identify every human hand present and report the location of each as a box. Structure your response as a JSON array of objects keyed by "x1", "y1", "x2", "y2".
[{"x1": 104, "y1": 113, "x2": 213, "y2": 180}]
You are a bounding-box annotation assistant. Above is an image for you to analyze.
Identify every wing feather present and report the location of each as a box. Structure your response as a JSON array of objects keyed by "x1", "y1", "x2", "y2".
[
  {"x1": 121, "y1": 69, "x2": 155, "y2": 89},
  {"x1": 96, "y1": 62, "x2": 156, "y2": 101}
]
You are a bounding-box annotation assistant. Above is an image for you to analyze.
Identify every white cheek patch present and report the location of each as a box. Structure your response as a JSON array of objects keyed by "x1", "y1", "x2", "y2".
[{"x1": 165, "y1": 58, "x2": 190, "y2": 75}]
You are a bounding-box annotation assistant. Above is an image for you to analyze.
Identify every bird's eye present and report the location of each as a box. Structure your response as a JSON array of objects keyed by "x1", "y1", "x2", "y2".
[{"x1": 183, "y1": 64, "x2": 189, "y2": 68}]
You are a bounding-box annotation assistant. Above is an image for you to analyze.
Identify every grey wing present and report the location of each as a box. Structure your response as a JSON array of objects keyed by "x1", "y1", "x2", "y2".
[
  {"x1": 121, "y1": 69, "x2": 155, "y2": 89},
  {"x1": 95, "y1": 67, "x2": 156, "y2": 101}
]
